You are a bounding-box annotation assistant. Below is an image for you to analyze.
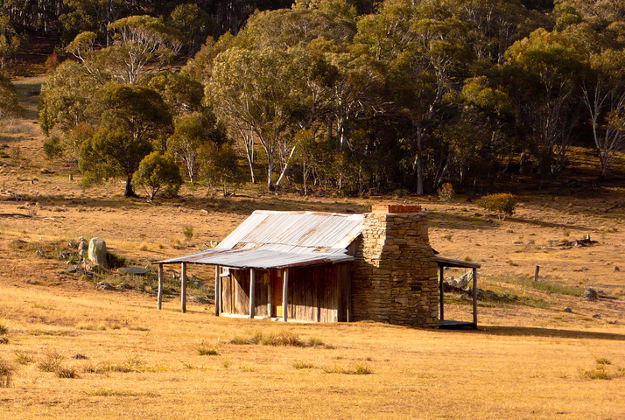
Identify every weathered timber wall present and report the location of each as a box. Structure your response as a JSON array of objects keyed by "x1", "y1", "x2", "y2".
[
  {"x1": 351, "y1": 211, "x2": 438, "y2": 327},
  {"x1": 222, "y1": 264, "x2": 349, "y2": 322}
]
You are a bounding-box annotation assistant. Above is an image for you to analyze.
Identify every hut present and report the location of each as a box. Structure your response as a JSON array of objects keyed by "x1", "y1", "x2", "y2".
[{"x1": 155, "y1": 204, "x2": 480, "y2": 328}]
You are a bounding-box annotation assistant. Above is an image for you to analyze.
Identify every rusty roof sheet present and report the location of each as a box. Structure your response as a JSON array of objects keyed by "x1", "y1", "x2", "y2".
[{"x1": 156, "y1": 210, "x2": 364, "y2": 269}]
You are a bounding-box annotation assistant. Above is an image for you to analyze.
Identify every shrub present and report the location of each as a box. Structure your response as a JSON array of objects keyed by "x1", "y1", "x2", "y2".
[
  {"x1": 182, "y1": 225, "x2": 194, "y2": 241},
  {"x1": 196, "y1": 341, "x2": 219, "y2": 356},
  {"x1": 437, "y1": 182, "x2": 455, "y2": 202},
  {"x1": 15, "y1": 352, "x2": 35, "y2": 365},
  {"x1": 56, "y1": 366, "x2": 78, "y2": 379},
  {"x1": 478, "y1": 193, "x2": 516, "y2": 220},
  {"x1": 579, "y1": 366, "x2": 610, "y2": 380},
  {"x1": 43, "y1": 136, "x2": 64, "y2": 159},
  {"x1": 0, "y1": 358, "x2": 13, "y2": 387},
  {"x1": 38, "y1": 350, "x2": 64, "y2": 372},
  {"x1": 293, "y1": 361, "x2": 315, "y2": 369},
  {"x1": 132, "y1": 151, "x2": 183, "y2": 200},
  {"x1": 0, "y1": 322, "x2": 8, "y2": 335}
]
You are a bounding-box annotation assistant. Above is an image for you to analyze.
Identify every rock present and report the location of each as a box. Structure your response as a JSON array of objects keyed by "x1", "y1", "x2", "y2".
[
  {"x1": 88, "y1": 237, "x2": 108, "y2": 267},
  {"x1": 190, "y1": 295, "x2": 211, "y2": 304},
  {"x1": 72, "y1": 354, "x2": 88, "y2": 359},
  {"x1": 563, "y1": 306, "x2": 572, "y2": 313},
  {"x1": 119, "y1": 267, "x2": 147, "y2": 276},
  {"x1": 40, "y1": 168, "x2": 54, "y2": 174},
  {"x1": 614, "y1": 266, "x2": 620, "y2": 272},
  {"x1": 58, "y1": 266, "x2": 78, "y2": 275},
  {"x1": 592, "y1": 313, "x2": 601, "y2": 319},
  {"x1": 584, "y1": 288, "x2": 598, "y2": 301},
  {"x1": 95, "y1": 281, "x2": 114, "y2": 290},
  {"x1": 457, "y1": 271, "x2": 473, "y2": 289},
  {"x1": 78, "y1": 239, "x2": 88, "y2": 260},
  {"x1": 200, "y1": 209, "x2": 209, "y2": 215}
]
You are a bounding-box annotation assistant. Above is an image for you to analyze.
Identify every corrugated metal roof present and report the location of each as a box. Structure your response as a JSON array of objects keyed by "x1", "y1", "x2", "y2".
[{"x1": 156, "y1": 210, "x2": 364, "y2": 269}]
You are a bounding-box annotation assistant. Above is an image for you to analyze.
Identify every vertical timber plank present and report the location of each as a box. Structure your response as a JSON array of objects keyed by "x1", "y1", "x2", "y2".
[
  {"x1": 249, "y1": 269, "x2": 255, "y2": 318},
  {"x1": 282, "y1": 269, "x2": 288, "y2": 322},
  {"x1": 214, "y1": 265, "x2": 220, "y2": 316},
  {"x1": 267, "y1": 272, "x2": 273, "y2": 318},
  {"x1": 157, "y1": 264, "x2": 163, "y2": 310},
  {"x1": 472, "y1": 268, "x2": 478, "y2": 326},
  {"x1": 439, "y1": 265, "x2": 444, "y2": 321},
  {"x1": 180, "y1": 262, "x2": 186, "y2": 313}
]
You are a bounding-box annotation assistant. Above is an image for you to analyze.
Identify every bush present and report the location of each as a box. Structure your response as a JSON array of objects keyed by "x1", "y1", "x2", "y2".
[
  {"x1": 437, "y1": 182, "x2": 455, "y2": 201},
  {"x1": 196, "y1": 341, "x2": 219, "y2": 356},
  {"x1": 478, "y1": 193, "x2": 516, "y2": 219},
  {"x1": 43, "y1": 136, "x2": 64, "y2": 159},
  {"x1": 132, "y1": 151, "x2": 183, "y2": 200},
  {"x1": 56, "y1": 366, "x2": 78, "y2": 379},
  {"x1": 0, "y1": 358, "x2": 14, "y2": 387},
  {"x1": 38, "y1": 350, "x2": 64, "y2": 373}
]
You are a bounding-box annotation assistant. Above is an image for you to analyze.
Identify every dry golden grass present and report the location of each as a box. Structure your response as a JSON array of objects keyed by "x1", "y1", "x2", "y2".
[{"x1": 1, "y1": 75, "x2": 625, "y2": 418}]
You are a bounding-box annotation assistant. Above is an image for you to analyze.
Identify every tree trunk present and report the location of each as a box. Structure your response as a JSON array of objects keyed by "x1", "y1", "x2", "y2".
[
  {"x1": 266, "y1": 155, "x2": 274, "y2": 191},
  {"x1": 124, "y1": 175, "x2": 136, "y2": 198}
]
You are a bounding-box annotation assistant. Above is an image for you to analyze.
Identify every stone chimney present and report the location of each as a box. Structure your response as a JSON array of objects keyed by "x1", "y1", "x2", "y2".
[{"x1": 351, "y1": 204, "x2": 438, "y2": 327}]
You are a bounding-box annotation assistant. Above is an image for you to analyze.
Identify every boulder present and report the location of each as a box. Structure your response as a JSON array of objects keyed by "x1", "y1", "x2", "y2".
[
  {"x1": 584, "y1": 288, "x2": 598, "y2": 301},
  {"x1": 457, "y1": 271, "x2": 473, "y2": 289},
  {"x1": 119, "y1": 267, "x2": 147, "y2": 276},
  {"x1": 563, "y1": 306, "x2": 572, "y2": 313},
  {"x1": 88, "y1": 237, "x2": 108, "y2": 267},
  {"x1": 592, "y1": 313, "x2": 601, "y2": 319},
  {"x1": 78, "y1": 238, "x2": 88, "y2": 260},
  {"x1": 95, "y1": 281, "x2": 114, "y2": 290}
]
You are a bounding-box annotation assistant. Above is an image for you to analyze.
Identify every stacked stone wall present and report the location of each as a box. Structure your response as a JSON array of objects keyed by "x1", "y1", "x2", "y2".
[{"x1": 351, "y1": 209, "x2": 438, "y2": 327}]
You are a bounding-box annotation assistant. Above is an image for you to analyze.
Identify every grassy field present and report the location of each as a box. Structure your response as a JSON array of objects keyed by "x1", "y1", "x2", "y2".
[{"x1": 0, "y1": 76, "x2": 624, "y2": 418}]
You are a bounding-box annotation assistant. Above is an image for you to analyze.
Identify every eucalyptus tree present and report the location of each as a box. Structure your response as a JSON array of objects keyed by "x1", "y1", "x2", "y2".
[{"x1": 355, "y1": 0, "x2": 472, "y2": 194}]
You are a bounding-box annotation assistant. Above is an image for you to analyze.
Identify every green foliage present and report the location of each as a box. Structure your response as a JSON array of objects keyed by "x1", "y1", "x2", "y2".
[
  {"x1": 199, "y1": 143, "x2": 243, "y2": 196},
  {"x1": 80, "y1": 127, "x2": 153, "y2": 196},
  {"x1": 167, "y1": 111, "x2": 226, "y2": 182},
  {"x1": 43, "y1": 136, "x2": 64, "y2": 159},
  {"x1": 479, "y1": 193, "x2": 517, "y2": 219},
  {"x1": 0, "y1": 14, "x2": 19, "y2": 68},
  {"x1": 0, "y1": 73, "x2": 19, "y2": 120},
  {"x1": 132, "y1": 151, "x2": 182, "y2": 200}
]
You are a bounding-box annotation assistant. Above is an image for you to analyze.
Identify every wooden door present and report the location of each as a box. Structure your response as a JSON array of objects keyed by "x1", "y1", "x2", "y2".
[{"x1": 272, "y1": 270, "x2": 283, "y2": 317}]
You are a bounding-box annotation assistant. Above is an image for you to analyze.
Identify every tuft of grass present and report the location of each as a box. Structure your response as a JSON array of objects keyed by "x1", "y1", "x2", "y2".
[
  {"x1": 579, "y1": 366, "x2": 610, "y2": 380},
  {"x1": 355, "y1": 364, "x2": 373, "y2": 375},
  {"x1": 0, "y1": 358, "x2": 14, "y2": 387},
  {"x1": 294, "y1": 361, "x2": 315, "y2": 369},
  {"x1": 0, "y1": 337, "x2": 8, "y2": 344},
  {"x1": 14, "y1": 352, "x2": 35, "y2": 365},
  {"x1": 56, "y1": 366, "x2": 78, "y2": 379},
  {"x1": 530, "y1": 281, "x2": 583, "y2": 297},
  {"x1": 322, "y1": 364, "x2": 373, "y2": 375},
  {"x1": 128, "y1": 326, "x2": 150, "y2": 332},
  {"x1": 196, "y1": 341, "x2": 219, "y2": 356},
  {"x1": 229, "y1": 331, "x2": 328, "y2": 348},
  {"x1": 596, "y1": 358, "x2": 611, "y2": 365},
  {"x1": 38, "y1": 350, "x2": 64, "y2": 373},
  {"x1": 85, "y1": 389, "x2": 158, "y2": 397},
  {"x1": 0, "y1": 322, "x2": 8, "y2": 335},
  {"x1": 182, "y1": 225, "x2": 194, "y2": 241}
]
